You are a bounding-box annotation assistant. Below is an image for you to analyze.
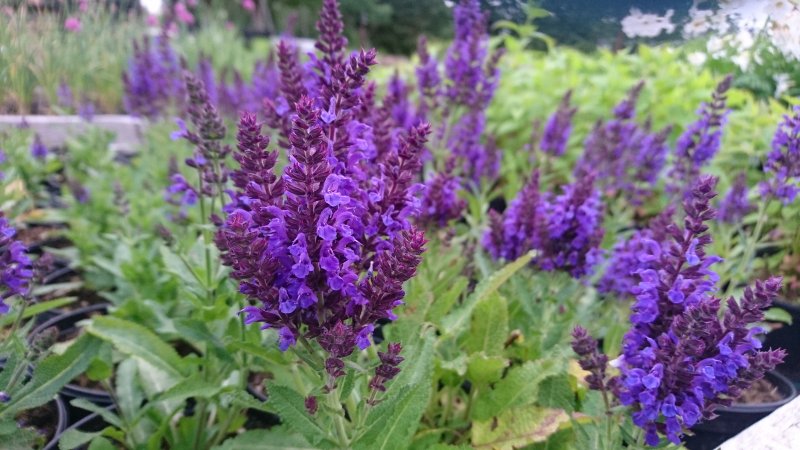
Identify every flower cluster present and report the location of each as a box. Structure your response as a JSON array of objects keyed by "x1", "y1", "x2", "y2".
[
  {"x1": 718, "y1": 172, "x2": 751, "y2": 224},
  {"x1": 484, "y1": 169, "x2": 604, "y2": 278},
  {"x1": 667, "y1": 76, "x2": 732, "y2": 197},
  {"x1": 539, "y1": 90, "x2": 577, "y2": 157},
  {"x1": 413, "y1": 0, "x2": 504, "y2": 226},
  {"x1": 537, "y1": 171, "x2": 605, "y2": 278},
  {"x1": 216, "y1": 0, "x2": 428, "y2": 383},
  {"x1": 0, "y1": 213, "x2": 33, "y2": 315},
  {"x1": 124, "y1": 32, "x2": 281, "y2": 120},
  {"x1": 167, "y1": 71, "x2": 230, "y2": 217},
  {"x1": 576, "y1": 82, "x2": 671, "y2": 204},
  {"x1": 123, "y1": 33, "x2": 183, "y2": 118},
  {"x1": 217, "y1": 101, "x2": 426, "y2": 381},
  {"x1": 30, "y1": 134, "x2": 47, "y2": 160},
  {"x1": 761, "y1": 105, "x2": 800, "y2": 203},
  {"x1": 575, "y1": 176, "x2": 785, "y2": 447},
  {"x1": 598, "y1": 207, "x2": 674, "y2": 299}
]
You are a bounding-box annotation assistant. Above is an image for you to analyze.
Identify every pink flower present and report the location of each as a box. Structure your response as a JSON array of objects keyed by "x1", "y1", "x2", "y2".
[
  {"x1": 64, "y1": 17, "x2": 81, "y2": 32},
  {"x1": 79, "y1": 0, "x2": 88, "y2": 12},
  {"x1": 146, "y1": 14, "x2": 159, "y2": 27},
  {"x1": 187, "y1": 0, "x2": 198, "y2": 6},
  {"x1": 174, "y1": 2, "x2": 195, "y2": 25},
  {"x1": 242, "y1": 0, "x2": 256, "y2": 12}
]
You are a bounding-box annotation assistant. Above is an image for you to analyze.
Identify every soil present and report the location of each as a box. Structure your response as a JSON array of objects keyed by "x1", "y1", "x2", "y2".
[
  {"x1": 734, "y1": 378, "x2": 784, "y2": 405},
  {"x1": 15, "y1": 400, "x2": 60, "y2": 445},
  {"x1": 16, "y1": 224, "x2": 70, "y2": 252}
]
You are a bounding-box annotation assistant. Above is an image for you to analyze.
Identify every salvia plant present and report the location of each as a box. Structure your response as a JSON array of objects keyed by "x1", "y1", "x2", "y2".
[
  {"x1": 572, "y1": 176, "x2": 785, "y2": 448},
  {"x1": 3, "y1": 0, "x2": 799, "y2": 449}
]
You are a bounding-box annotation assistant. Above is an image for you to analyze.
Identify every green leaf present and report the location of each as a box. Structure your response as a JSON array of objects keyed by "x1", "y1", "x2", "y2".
[
  {"x1": 353, "y1": 386, "x2": 429, "y2": 450},
  {"x1": 87, "y1": 436, "x2": 117, "y2": 450},
  {"x1": 472, "y1": 358, "x2": 563, "y2": 421},
  {"x1": 58, "y1": 428, "x2": 105, "y2": 450},
  {"x1": 442, "y1": 252, "x2": 533, "y2": 337},
  {"x1": 0, "y1": 297, "x2": 76, "y2": 327},
  {"x1": 70, "y1": 399, "x2": 122, "y2": 428},
  {"x1": 464, "y1": 293, "x2": 508, "y2": 355},
  {"x1": 426, "y1": 276, "x2": 469, "y2": 324},
  {"x1": 1, "y1": 334, "x2": 102, "y2": 416},
  {"x1": 212, "y1": 427, "x2": 314, "y2": 450},
  {"x1": 466, "y1": 353, "x2": 509, "y2": 385},
  {"x1": 173, "y1": 318, "x2": 234, "y2": 363},
  {"x1": 355, "y1": 330, "x2": 435, "y2": 450},
  {"x1": 602, "y1": 320, "x2": 627, "y2": 358},
  {"x1": 471, "y1": 405, "x2": 569, "y2": 450},
  {"x1": 268, "y1": 385, "x2": 331, "y2": 446},
  {"x1": 538, "y1": 375, "x2": 576, "y2": 413},
  {"x1": 765, "y1": 307, "x2": 793, "y2": 324},
  {"x1": 152, "y1": 374, "x2": 222, "y2": 404},
  {"x1": 87, "y1": 315, "x2": 188, "y2": 378}
]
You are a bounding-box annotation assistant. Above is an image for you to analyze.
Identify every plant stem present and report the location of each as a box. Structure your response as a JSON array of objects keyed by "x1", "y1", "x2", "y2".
[
  {"x1": 729, "y1": 201, "x2": 769, "y2": 297},
  {"x1": 0, "y1": 299, "x2": 27, "y2": 354},
  {"x1": 327, "y1": 381, "x2": 349, "y2": 449}
]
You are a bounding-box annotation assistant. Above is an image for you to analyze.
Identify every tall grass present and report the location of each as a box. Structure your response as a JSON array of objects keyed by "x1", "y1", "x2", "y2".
[{"x1": 0, "y1": 5, "x2": 143, "y2": 114}]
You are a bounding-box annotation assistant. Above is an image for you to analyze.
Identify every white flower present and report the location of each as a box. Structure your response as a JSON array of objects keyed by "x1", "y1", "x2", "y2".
[
  {"x1": 687, "y1": 51, "x2": 708, "y2": 66},
  {"x1": 765, "y1": 0, "x2": 798, "y2": 21},
  {"x1": 621, "y1": 8, "x2": 676, "y2": 38},
  {"x1": 774, "y1": 73, "x2": 793, "y2": 97},
  {"x1": 731, "y1": 51, "x2": 751, "y2": 70},
  {"x1": 707, "y1": 35, "x2": 727, "y2": 56}
]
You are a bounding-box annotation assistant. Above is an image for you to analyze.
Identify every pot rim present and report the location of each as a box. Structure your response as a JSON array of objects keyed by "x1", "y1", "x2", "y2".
[{"x1": 717, "y1": 371, "x2": 797, "y2": 413}]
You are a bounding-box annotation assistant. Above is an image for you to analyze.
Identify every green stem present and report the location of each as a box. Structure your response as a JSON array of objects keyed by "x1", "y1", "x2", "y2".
[
  {"x1": 728, "y1": 201, "x2": 769, "y2": 297},
  {"x1": 328, "y1": 384, "x2": 350, "y2": 449},
  {"x1": 0, "y1": 299, "x2": 27, "y2": 354}
]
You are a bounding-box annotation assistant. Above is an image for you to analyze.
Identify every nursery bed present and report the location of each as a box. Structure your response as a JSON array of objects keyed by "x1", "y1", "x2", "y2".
[{"x1": 0, "y1": 115, "x2": 146, "y2": 154}]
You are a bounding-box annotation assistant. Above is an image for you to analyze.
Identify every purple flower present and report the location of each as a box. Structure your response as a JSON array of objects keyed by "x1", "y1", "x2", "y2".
[
  {"x1": 598, "y1": 207, "x2": 674, "y2": 299},
  {"x1": 668, "y1": 76, "x2": 732, "y2": 197},
  {"x1": 368, "y1": 342, "x2": 404, "y2": 396},
  {"x1": 0, "y1": 213, "x2": 33, "y2": 314},
  {"x1": 418, "y1": 158, "x2": 466, "y2": 227},
  {"x1": 123, "y1": 34, "x2": 182, "y2": 118},
  {"x1": 483, "y1": 171, "x2": 543, "y2": 261},
  {"x1": 30, "y1": 134, "x2": 47, "y2": 160},
  {"x1": 217, "y1": 98, "x2": 426, "y2": 381},
  {"x1": 537, "y1": 172, "x2": 605, "y2": 278},
  {"x1": 576, "y1": 176, "x2": 786, "y2": 447},
  {"x1": 718, "y1": 172, "x2": 751, "y2": 224},
  {"x1": 539, "y1": 90, "x2": 577, "y2": 157},
  {"x1": 760, "y1": 106, "x2": 800, "y2": 203},
  {"x1": 576, "y1": 82, "x2": 671, "y2": 204}
]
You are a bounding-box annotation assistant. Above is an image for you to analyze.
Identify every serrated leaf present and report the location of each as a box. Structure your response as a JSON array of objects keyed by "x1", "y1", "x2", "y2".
[
  {"x1": 471, "y1": 405, "x2": 569, "y2": 450},
  {"x1": 268, "y1": 385, "x2": 331, "y2": 446},
  {"x1": 442, "y1": 252, "x2": 533, "y2": 337},
  {"x1": 212, "y1": 427, "x2": 314, "y2": 450},
  {"x1": 1, "y1": 333, "x2": 101, "y2": 416},
  {"x1": 472, "y1": 358, "x2": 562, "y2": 421},
  {"x1": 464, "y1": 293, "x2": 508, "y2": 355},
  {"x1": 87, "y1": 316, "x2": 188, "y2": 378},
  {"x1": 538, "y1": 375, "x2": 576, "y2": 413},
  {"x1": 353, "y1": 386, "x2": 429, "y2": 450}
]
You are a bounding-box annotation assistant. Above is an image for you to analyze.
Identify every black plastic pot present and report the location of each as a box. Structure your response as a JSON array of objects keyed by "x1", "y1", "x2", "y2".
[
  {"x1": 684, "y1": 371, "x2": 797, "y2": 450},
  {"x1": 50, "y1": 406, "x2": 115, "y2": 450},
  {"x1": 0, "y1": 361, "x2": 68, "y2": 449},
  {"x1": 28, "y1": 303, "x2": 113, "y2": 418},
  {"x1": 42, "y1": 395, "x2": 69, "y2": 450},
  {"x1": 245, "y1": 379, "x2": 282, "y2": 429},
  {"x1": 763, "y1": 300, "x2": 800, "y2": 384}
]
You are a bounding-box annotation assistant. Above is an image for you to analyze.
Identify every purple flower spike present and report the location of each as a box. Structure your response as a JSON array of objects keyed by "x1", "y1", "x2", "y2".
[
  {"x1": 668, "y1": 76, "x2": 732, "y2": 197},
  {"x1": 576, "y1": 175, "x2": 785, "y2": 447},
  {"x1": 540, "y1": 90, "x2": 577, "y2": 157},
  {"x1": 718, "y1": 172, "x2": 751, "y2": 224},
  {"x1": 0, "y1": 213, "x2": 33, "y2": 314},
  {"x1": 761, "y1": 106, "x2": 800, "y2": 204}
]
